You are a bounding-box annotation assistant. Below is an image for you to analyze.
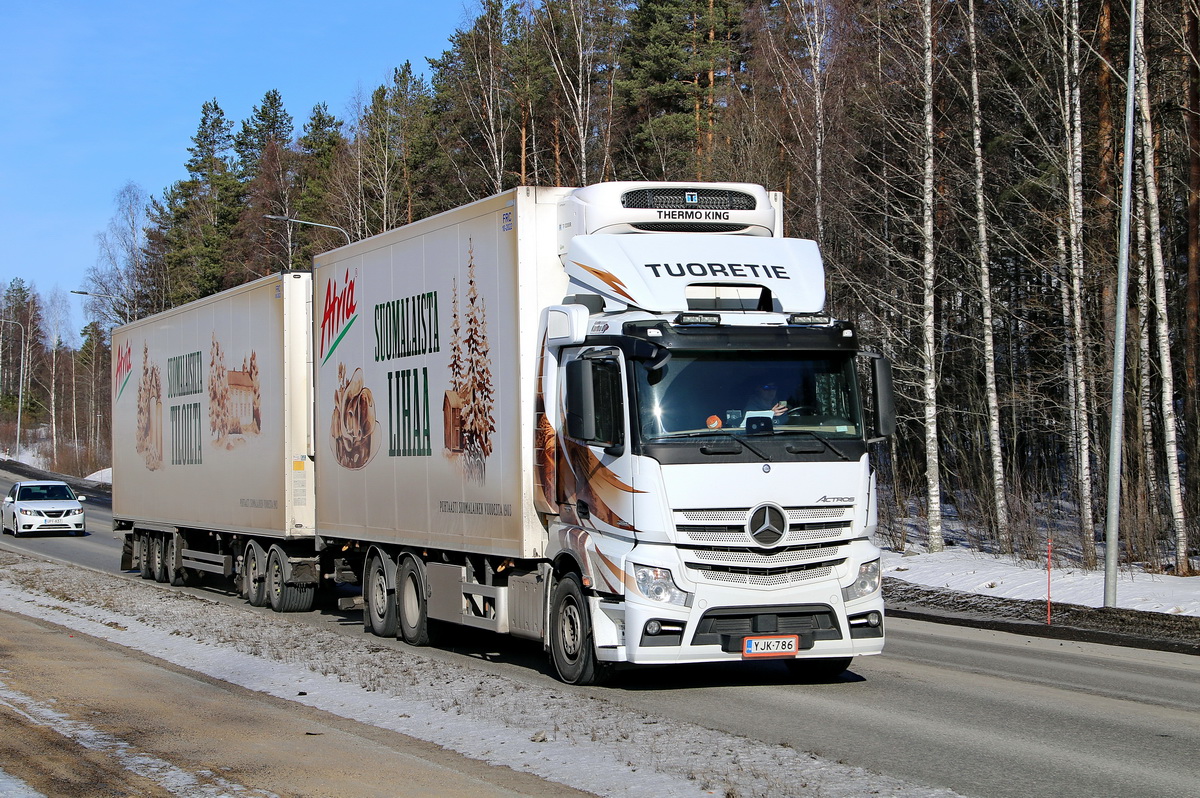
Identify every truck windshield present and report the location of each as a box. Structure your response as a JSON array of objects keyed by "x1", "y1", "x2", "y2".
[{"x1": 633, "y1": 350, "x2": 862, "y2": 445}]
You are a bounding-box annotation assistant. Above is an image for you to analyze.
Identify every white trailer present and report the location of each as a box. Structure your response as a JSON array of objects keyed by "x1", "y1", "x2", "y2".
[
  {"x1": 116, "y1": 182, "x2": 894, "y2": 684},
  {"x1": 113, "y1": 273, "x2": 318, "y2": 608}
]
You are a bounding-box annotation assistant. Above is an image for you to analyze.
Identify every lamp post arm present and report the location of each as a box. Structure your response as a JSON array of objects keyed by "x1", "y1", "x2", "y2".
[{"x1": 263, "y1": 215, "x2": 352, "y2": 247}]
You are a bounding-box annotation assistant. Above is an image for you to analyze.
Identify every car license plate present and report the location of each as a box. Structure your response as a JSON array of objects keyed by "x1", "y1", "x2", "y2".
[{"x1": 742, "y1": 635, "x2": 800, "y2": 658}]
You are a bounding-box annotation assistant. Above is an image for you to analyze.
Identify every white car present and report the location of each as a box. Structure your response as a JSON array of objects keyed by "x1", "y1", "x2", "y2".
[{"x1": 2, "y1": 480, "x2": 87, "y2": 536}]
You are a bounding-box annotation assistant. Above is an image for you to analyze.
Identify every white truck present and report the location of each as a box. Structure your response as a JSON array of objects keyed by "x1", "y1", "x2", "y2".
[{"x1": 115, "y1": 181, "x2": 895, "y2": 684}]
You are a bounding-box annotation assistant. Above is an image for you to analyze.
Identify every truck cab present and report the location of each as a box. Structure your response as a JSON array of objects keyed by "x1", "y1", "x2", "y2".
[{"x1": 536, "y1": 182, "x2": 895, "y2": 683}]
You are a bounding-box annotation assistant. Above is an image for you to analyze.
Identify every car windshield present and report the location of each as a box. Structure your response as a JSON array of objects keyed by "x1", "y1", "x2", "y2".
[
  {"x1": 18, "y1": 484, "x2": 76, "y2": 501},
  {"x1": 633, "y1": 350, "x2": 862, "y2": 442}
]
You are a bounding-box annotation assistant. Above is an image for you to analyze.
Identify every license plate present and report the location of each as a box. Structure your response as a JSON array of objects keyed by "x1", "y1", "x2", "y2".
[{"x1": 742, "y1": 635, "x2": 800, "y2": 658}]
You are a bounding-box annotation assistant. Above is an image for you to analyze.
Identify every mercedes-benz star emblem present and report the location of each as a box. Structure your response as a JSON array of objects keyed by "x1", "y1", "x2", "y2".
[{"x1": 747, "y1": 503, "x2": 788, "y2": 547}]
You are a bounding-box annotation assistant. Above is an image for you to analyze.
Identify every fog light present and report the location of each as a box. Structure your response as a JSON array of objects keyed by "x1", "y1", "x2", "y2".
[
  {"x1": 867, "y1": 611, "x2": 881, "y2": 627},
  {"x1": 645, "y1": 620, "x2": 662, "y2": 636}
]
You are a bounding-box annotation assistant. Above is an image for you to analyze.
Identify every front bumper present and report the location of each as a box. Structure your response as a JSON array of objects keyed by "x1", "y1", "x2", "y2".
[
  {"x1": 592, "y1": 579, "x2": 885, "y2": 665},
  {"x1": 16, "y1": 513, "x2": 85, "y2": 533}
]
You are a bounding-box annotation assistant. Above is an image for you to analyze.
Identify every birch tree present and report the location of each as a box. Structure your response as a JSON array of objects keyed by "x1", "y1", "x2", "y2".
[
  {"x1": 919, "y1": 0, "x2": 943, "y2": 551},
  {"x1": 1061, "y1": 0, "x2": 1096, "y2": 567},
  {"x1": 1134, "y1": 0, "x2": 1189, "y2": 573},
  {"x1": 965, "y1": 0, "x2": 1010, "y2": 551}
]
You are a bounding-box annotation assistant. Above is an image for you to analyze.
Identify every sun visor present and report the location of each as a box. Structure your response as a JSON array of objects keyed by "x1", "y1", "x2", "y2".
[{"x1": 562, "y1": 234, "x2": 825, "y2": 313}]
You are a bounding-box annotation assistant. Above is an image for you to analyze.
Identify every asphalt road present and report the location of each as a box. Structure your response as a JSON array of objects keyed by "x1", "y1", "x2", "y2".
[{"x1": 2, "y1": 468, "x2": 1198, "y2": 798}]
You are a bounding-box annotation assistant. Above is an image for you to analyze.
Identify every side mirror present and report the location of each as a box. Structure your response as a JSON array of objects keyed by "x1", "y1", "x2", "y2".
[
  {"x1": 565, "y1": 359, "x2": 597, "y2": 441},
  {"x1": 865, "y1": 353, "x2": 896, "y2": 442},
  {"x1": 565, "y1": 357, "x2": 625, "y2": 455},
  {"x1": 2, "y1": 496, "x2": 11, "y2": 504},
  {"x1": 78, "y1": 496, "x2": 87, "y2": 502}
]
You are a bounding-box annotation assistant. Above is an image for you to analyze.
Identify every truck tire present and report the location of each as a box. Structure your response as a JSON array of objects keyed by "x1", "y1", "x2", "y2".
[
  {"x1": 137, "y1": 532, "x2": 154, "y2": 580},
  {"x1": 398, "y1": 557, "x2": 430, "y2": 646},
  {"x1": 152, "y1": 535, "x2": 170, "y2": 583},
  {"x1": 549, "y1": 573, "x2": 611, "y2": 686},
  {"x1": 365, "y1": 554, "x2": 398, "y2": 637},
  {"x1": 267, "y1": 546, "x2": 315, "y2": 613},
  {"x1": 244, "y1": 541, "x2": 269, "y2": 607},
  {"x1": 166, "y1": 534, "x2": 185, "y2": 587}
]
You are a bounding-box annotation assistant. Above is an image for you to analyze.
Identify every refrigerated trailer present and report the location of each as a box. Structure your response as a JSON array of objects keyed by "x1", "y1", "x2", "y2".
[{"x1": 115, "y1": 181, "x2": 895, "y2": 684}]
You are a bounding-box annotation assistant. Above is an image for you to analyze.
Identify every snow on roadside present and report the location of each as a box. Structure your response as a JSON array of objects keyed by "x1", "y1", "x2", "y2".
[
  {"x1": 0, "y1": 553, "x2": 961, "y2": 798},
  {"x1": 881, "y1": 544, "x2": 1200, "y2": 617}
]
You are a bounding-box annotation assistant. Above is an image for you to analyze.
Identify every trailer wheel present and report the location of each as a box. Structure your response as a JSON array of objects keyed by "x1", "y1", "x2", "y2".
[
  {"x1": 365, "y1": 554, "x2": 398, "y2": 637},
  {"x1": 152, "y1": 535, "x2": 170, "y2": 583},
  {"x1": 166, "y1": 534, "x2": 185, "y2": 587},
  {"x1": 398, "y1": 557, "x2": 429, "y2": 646},
  {"x1": 267, "y1": 546, "x2": 315, "y2": 613},
  {"x1": 244, "y1": 541, "x2": 269, "y2": 607},
  {"x1": 550, "y1": 573, "x2": 611, "y2": 686},
  {"x1": 137, "y1": 533, "x2": 154, "y2": 580}
]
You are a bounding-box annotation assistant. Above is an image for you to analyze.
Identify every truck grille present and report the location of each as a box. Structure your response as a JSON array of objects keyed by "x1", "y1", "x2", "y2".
[
  {"x1": 630, "y1": 222, "x2": 752, "y2": 234},
  {"x1": 674, "y1": 506, "x2": 853, "y2": 588},
  {"x1": 692, "y1": 604, "x2": 842, "y2": 646},
  {"x1": 622, "y1": 187, "x2": 757, "y2": 211}
]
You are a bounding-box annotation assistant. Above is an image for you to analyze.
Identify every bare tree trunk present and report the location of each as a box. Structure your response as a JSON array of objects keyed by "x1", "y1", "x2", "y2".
[
  {"x1": 1097, "y1": 0, "x2": 1118, "y2": 361},
  {"x1": 1135, "y1": 0, "x2": 1190, "y2": 573},
  {"x1": 1063, "y1": 0, "x2": 1096, "y2": 567},
  {"x1": 1185, "y1": 0, "x2": 1200, "y2": 537},
  {"x1": 921, "y1": 0, "x2": 943, "y2": 552},
  {"x1": 967, "y1": 0, "x2": 1010, "y2": 552},
  {"x1": 1134, "y1": 169, "x2": 1160, "y2": 516}
]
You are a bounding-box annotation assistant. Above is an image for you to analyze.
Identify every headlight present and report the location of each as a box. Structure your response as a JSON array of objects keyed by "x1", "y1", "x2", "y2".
[
  {"x1": 631, "y1": 564, "x2": 691, "y2": 606},
  {"x1": 19, "y1": 508, "x2": 39, "y2": 517},
  {"x1": 842, "y1": 559, "x2": 881, "y2": 601}
]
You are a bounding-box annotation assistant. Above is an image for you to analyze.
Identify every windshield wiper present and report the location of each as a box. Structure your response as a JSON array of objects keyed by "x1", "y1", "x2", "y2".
[
  {"x1": 785, "y1": 430, "x2": 850, "y2": 461},
  {"x1": 648, "y1": 430, "x2": 772, "y2": 461}
]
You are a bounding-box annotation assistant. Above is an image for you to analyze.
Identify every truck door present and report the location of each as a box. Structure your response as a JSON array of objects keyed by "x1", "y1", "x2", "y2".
[{"x1": 558, "y1": 348, "x2": 638, "y2": 542}]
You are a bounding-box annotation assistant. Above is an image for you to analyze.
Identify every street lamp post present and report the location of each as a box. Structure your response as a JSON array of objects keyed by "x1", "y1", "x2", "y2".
[
  {"x1": 264, "y1": 214, "x2": 352, "y2": 247},
  {"x1": 0, "y1": 317, "x2": 26, "y2": 462},
  {"x1": 71, "y1": 289, "x2": 133, "y2": 324}
]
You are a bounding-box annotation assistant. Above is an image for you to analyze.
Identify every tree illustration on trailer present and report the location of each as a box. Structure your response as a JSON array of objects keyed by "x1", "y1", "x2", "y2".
[{"x1": 444, "y1": 240, "x2": 494, "y2": 484}]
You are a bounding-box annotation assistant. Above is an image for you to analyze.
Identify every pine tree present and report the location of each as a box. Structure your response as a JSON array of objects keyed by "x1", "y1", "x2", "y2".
[
  {"x1": 234, "y1": 89, "x2": 294, "y2": 181},
  {"x1": 295, "y1": 103, "x2": 347, "y2": 259},
  {"x1": 148, "y1": 100, "x2": 245, "y2": 302}
]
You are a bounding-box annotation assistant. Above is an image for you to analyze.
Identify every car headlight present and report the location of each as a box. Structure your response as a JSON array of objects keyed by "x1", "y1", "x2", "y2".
[
  {"x1": 631, "y1": 564, "x2": 691, "y2": 606},
  {"x1": 19, "y1": 508, "x2": 40, "y2": 517},
  {"x1": 842, "y1": 559, "x2": 881, "y2": 601}
]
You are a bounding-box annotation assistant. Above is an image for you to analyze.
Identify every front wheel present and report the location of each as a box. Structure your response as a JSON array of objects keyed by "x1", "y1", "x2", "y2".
[{"x1": 550, "y1": 573, "x2": 611, "y2": 686}]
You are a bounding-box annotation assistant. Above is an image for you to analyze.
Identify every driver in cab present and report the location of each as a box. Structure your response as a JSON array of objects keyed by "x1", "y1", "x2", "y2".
[{"x1": 745, "y1": 380, "x2": 788, "y2": 418}]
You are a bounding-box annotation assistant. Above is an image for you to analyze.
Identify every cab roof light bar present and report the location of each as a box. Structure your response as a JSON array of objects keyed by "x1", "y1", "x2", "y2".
[{"x1": 674, "y1": 313, "x2": 722, "y2": 325}]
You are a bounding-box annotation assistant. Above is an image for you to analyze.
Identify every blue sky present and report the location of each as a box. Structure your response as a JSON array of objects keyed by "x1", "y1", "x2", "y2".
[{"x1": 0, "y1": 0, "x2": 470, "y2": 340}]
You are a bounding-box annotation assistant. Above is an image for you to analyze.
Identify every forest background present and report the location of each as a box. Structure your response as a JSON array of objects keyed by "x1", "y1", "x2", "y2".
[{"x1": 1, "y1": 0, "x2": 1196, "y2": 575}]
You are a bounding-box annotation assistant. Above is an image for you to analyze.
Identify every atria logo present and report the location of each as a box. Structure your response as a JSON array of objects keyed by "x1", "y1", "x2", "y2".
[
  {"x1": 113, "y1": 340, "x2": 133, "y2": 401},
  {"x1": 320, "y1": 269, "x2": 358, "y2": 364}
]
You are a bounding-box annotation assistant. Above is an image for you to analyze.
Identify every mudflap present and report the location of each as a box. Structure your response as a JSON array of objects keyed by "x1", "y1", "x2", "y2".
[{"x1": 120, "y1": 534, "x2": 134, "y2": 571}]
